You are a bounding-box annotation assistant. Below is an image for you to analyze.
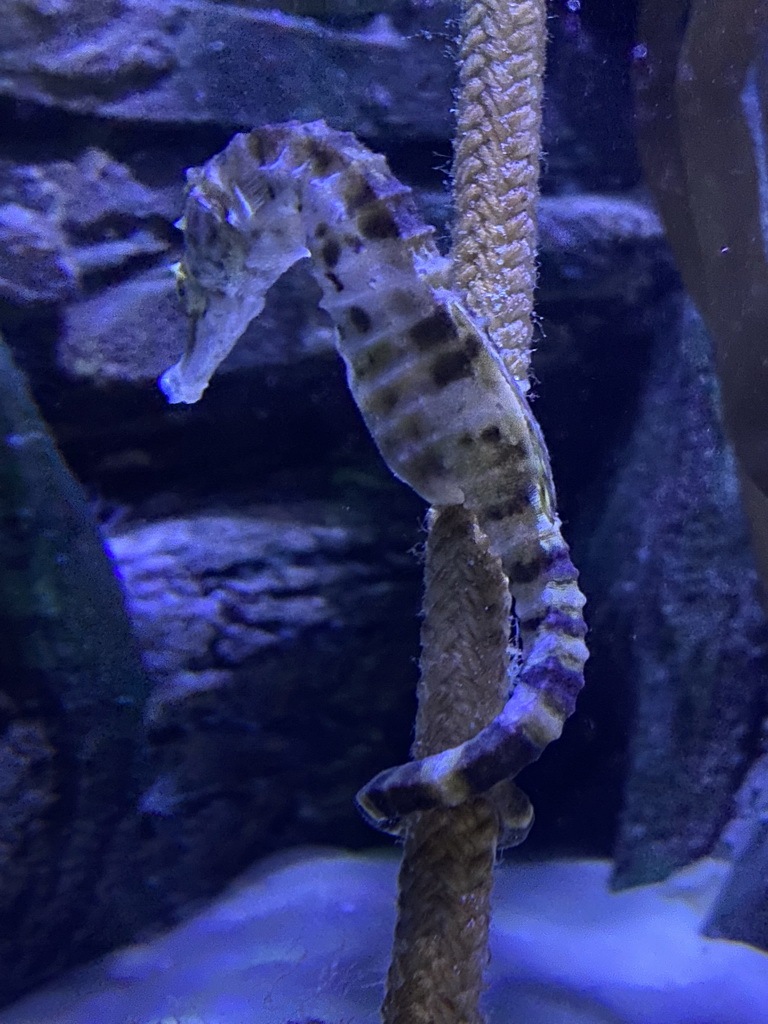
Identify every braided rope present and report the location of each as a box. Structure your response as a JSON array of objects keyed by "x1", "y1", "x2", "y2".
[
  {"x1": 383, "y1": 4, "x2": 547, "y2": 1018},
  {"x1": 383, "y1": 801, "x2": 499, "y2": 1024},
  {"x1": 382, "y1": 506, "x2": 510, "y2": 1024},
  {"x1": 453, "y1": 0, "x2": 546, "y2": 390}
]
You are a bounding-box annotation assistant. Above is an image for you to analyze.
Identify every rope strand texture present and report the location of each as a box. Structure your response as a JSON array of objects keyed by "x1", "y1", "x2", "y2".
[
  {"x1": 382, "y1": 506, "x2": 511, "y2": 1024},
  {"x1": 453, "y1": 0, "x2": 546, "y2": 390}
]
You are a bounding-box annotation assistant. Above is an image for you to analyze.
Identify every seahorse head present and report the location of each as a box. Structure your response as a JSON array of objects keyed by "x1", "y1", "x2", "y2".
[{"x1": 159, "y1": 132, "x2": 310, "y2": 404}]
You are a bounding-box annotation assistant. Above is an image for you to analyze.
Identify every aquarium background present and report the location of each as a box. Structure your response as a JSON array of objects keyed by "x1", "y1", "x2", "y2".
[{"x1": 0, "y1": 0, "x2": 767, "y2": 1018}]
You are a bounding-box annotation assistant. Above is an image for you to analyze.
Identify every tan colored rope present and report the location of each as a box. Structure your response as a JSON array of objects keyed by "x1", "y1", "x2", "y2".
[
  {"x1": 453, "y1": 0, "x2": 546, "y2": 390},
  {"x1": 382, "y1": 3, "x2": 547, "y2": 1019},
  {"x1": 382, "y1": 507, "x2": 511, "y2": 1024}
]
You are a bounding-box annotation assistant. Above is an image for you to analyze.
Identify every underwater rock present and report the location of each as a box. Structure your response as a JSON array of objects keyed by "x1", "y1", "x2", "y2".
[
  {"x1": 0, "y1": 2, "x2": 638, "y2": 193},
  {"x1": 537, "y1": 193, "x2": 666, "y2": 303},
  {"x1": 211, "y1": 0, "x2": 416, "y2": 18},
  {"x1": 703, "y1": 739, "x2": 768, "y2": 949},
  {"x1": 61, "y1": 265, "x2": 188, "y2": 383},
  {"x1": 705, "y1": 817, "x2": 768, "y2": 950},
  {"x1": 0, "y1": 148, "x2": 180, "y2": 239},
  {"x1": 0, "y1": 0, "x2": 454, "y2": 140},
  {"x1": 105, "y1": 506, "x2": 422, "y2": 906},
  {"x1": 586, "y1": 297, "x2": 768, "y2": 888},
  {"x1": 0, "y1": 201, "x2": 75, "y2": 303},
  {"x1": 0, "y1": 334, "x2": 153, "y2": 1007},
  {"x1": 1, "y1": 851, "x2": 766, "y2": 1024},
  {"x1": 0, "y1": 149, "x2": 179, "y2": 307},
  {"x1": 108, "y1": 509, "x2": 416, "y2": 678}
]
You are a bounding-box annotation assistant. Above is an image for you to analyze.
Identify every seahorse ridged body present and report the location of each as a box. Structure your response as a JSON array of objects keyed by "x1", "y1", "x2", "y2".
[{"x1": 160, "y1": 121, "x2": 588, "y2": 831}]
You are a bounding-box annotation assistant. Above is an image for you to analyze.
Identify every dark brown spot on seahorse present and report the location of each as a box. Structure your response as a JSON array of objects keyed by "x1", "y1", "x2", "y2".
[
  {"x1": 463, "y1": 334, "x2": 482, "y2": 360},
  {"x1": 507, "y1": 553, "x2": 546, "y2": 584},
  {"x1": 479, "y1": 435, "x2": 523, "y2": 470},
  {"x1": 349, "y1": 305, "x2": 372, "y2": 333},
  {"x1": 365, "y1": 385, "x2": 401, "y2": 417},
  {"x1": 403, "y1": 447, "x2": 446, "y2": 483},
  {"x1": 350, "y1": 340, "x2": 397, "y2": 379},
  {"x1": 306, "y1": 139, "x2": 336, "y2": 174},
  {"x1": 326, "y1": 272, "x2": 344, "y2": 292},
  {"x1": 396, "y1": 412, "x2": 427, "y2": 443},
  {"x1": 321, "y1": 238, "x2": 341, "y2": 267},
  {"x1": 315, "y1": 222, "x2": 329, "y2": 238},
  {"x1": 485, "y1": 490, "x2": 531, "y2": 521},
  {"x1": 359, "y1": 203, "x2": 400, "y2": 240},
  {"x1": 480, "y1": 425, "x2": 502, "y2": 444},
  {"x1": 345, "y1": 178, "x2": 377, "y2": 212},
  {"x1": 409, "y1": 307, "x2": 458, "y2": 351},
  {"x1": 431, "y1": 346, "x2": 477, "y2": 388},
  {"x1": 458, "y1": 432, "x2": 476, "y2": 447},
  {"x1": 246, "y1": 133, "x2": 264, "y2": 161}
]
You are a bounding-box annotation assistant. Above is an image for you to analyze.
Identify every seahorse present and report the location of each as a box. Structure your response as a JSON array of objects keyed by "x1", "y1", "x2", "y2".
[{"x1": 159, "y1": 120, "x2": 588, "y2": 833}]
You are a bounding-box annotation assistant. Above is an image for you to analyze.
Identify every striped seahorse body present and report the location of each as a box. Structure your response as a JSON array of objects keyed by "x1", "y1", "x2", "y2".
[{"x1": 160, "y1": 121, "x2": 588, "y2": 832}]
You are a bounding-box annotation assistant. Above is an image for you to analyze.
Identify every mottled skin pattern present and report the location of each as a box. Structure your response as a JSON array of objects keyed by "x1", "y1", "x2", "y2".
[{"x1": 159, "y1": 121, "x2": 588, "y2": 832}]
